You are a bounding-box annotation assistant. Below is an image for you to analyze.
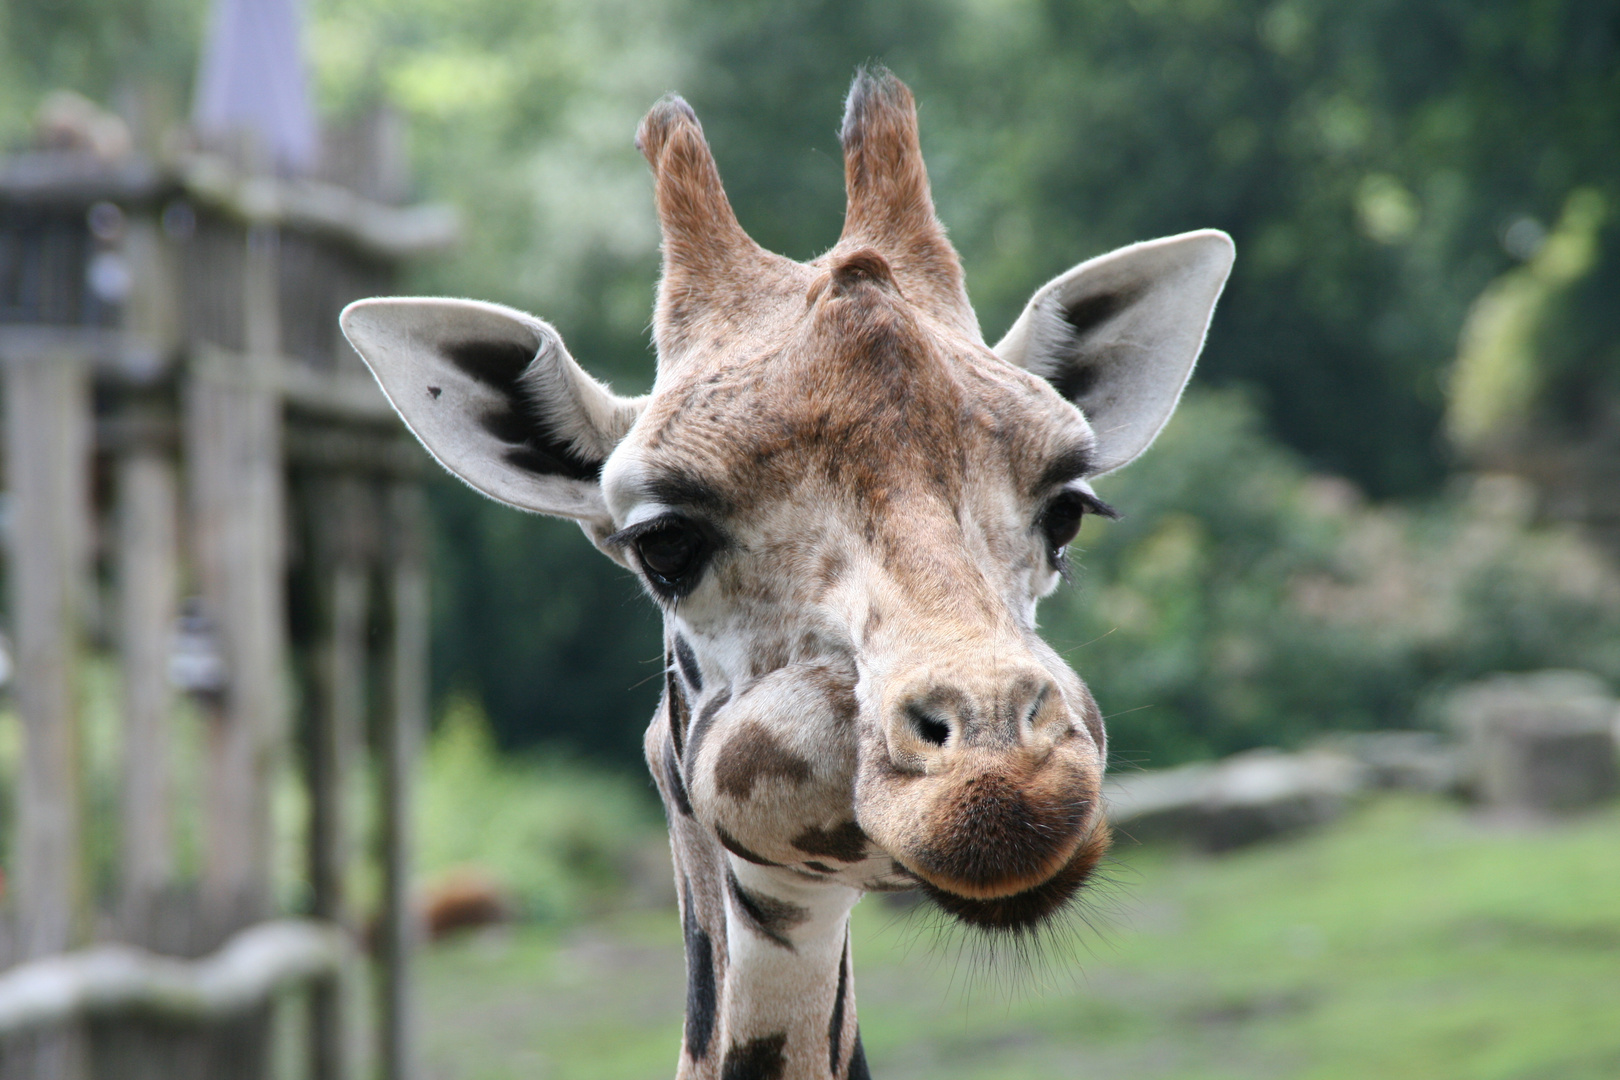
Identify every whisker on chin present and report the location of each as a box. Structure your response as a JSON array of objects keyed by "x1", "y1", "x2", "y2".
[{"x1": 880, "y1": 846, "x2": 1132, "y2": 1005}]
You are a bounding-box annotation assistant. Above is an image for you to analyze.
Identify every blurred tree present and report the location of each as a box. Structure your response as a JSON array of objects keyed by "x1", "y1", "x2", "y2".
[{"x1": 427, "y1": 477, "x2": 664, "y2": 761}]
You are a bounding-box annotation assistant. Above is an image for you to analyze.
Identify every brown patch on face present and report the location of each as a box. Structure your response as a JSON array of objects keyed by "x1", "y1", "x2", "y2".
[
  {"x1": 814, "y1": 548, "x2": 848, "y2": 598},
  {"x1": 862, "y1": 604, "x2": 882, "y2": 644},
  {"x1": 791, "y1": 821, "x2": 869, "y2": 863},
  {"x1": 725, "y1": 868, "x2": 810, "y2": 950},
  {"x1": 805, "y1": 666, "x2": 858, "y2": 726},
  {"x1": 685, "y1": 688, "x2": 731, "y2": 769},
  {"x1": 747, "y1": 640, "x2": 792, "y2": 680},
  {"x1": 714, "y1": 721, "x2": 813, "y2": 800}
]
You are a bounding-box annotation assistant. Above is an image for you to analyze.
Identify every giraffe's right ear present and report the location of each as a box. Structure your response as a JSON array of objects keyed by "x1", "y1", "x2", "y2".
[
  {"x1": 341, "y1": 298, "x2": 645, "y2": 527},
  {"x1": 995, "y1": 230, "x2": 1234, "y2": 475}
]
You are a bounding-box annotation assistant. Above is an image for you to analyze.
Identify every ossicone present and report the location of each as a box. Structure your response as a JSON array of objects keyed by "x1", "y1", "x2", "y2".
[
  {"x1": 635, "y1": 94, "x2": 775, "y2": 364},
  {"x1": 836, "y1": 67, "x2": 976, "y2": 339}
]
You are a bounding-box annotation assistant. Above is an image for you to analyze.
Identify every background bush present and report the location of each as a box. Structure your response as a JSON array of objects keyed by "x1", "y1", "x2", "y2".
[{"x1": 1048, "y1": 390, "x2": 1620, "y2": 767}]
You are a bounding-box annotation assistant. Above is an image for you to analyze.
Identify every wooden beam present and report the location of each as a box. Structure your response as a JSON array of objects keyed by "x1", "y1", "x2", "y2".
[
  {"x1": 183, "y1": 374, "x2": 286, "y2": 933},
  {"x1": 303, "y1": 474, "x2": 373, "y2": 1080},
  {"x1": 3, "y1": 351, "x2": 93, "y2": 1080},
  {"x1": 0, "y1": 920, "x2": 349, "y2": 1036},
  {"x1": 116, "y1": 445, "x2": 181, "y2": 924},
  {"x1": 376, "y1": 482, "x2": 427, "y2": 1080},
  {"x1": 3, "y1": 355, "x2": 91, "y2": 960}
]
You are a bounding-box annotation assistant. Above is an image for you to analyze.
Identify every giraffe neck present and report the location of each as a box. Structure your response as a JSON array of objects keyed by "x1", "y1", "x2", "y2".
[{"x1": 673, "y1": 839, "x2": 871, "y2": 1079}]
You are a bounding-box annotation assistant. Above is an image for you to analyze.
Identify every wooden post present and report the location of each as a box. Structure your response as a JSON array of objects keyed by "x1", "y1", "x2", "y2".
[
  {"x1": 376, "y1": 481, "x2": 426, "y2": 1080},
  {"x1": 184, "y1": 372, "x2": 286, "y2": 933},
  {"x1": 171, "y1": 220, "x2": 289, "y2": 1080},
  {"x1": 116, "y1": 443, "x2": 180, "y2": 928},
  {"x1": 4, "y1": 350, "x2": 93, "y2": 1080},
  {"x1": 305, "y1": 475, "x2": 372, "y2": 1080},
  {"x1": 114, "y1": 199, "x2": 183, "y2": 947},
  {"x1": 184, "y1": 221, "x2": 287, "y2": 938}
]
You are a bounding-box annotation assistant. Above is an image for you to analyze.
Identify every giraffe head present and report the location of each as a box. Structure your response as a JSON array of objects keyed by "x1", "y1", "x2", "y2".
[{"x1": 343, "y1": 70, "x2": 1231, "y2": 935}]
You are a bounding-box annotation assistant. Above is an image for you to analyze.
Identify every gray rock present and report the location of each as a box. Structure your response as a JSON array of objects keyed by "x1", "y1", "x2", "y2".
[
  {"x1": 1104, "y1": 748, "x2": 1366, "y2": 852},
  {"x1": 1317, "y1": 730, "x2": 1463, "y2": 794},
  {"x1": 1447, "y1": 670, "x2": 1620, "y2": 813}
]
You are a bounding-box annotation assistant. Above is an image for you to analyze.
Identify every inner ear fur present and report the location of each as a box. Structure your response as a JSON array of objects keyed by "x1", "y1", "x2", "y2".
[
  {"x1": 995, "y1": 230, "x2": 1235, "y2": 474},
  {"x1": 340, "y1": 297, "x2": 644, "y2": 526}
]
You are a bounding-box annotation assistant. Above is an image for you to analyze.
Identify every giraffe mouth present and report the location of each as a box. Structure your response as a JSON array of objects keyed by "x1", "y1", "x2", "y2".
[
  {"x1": 916, "y1": 817, "x2": 1112, "y2": 932},
  {"x1": 859, "y1": 746, "x2": 1109, "y2": 929}
]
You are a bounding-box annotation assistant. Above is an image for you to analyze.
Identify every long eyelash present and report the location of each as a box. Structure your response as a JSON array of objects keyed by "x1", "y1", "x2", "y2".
[
  {"x1": 604, "y1": 516, "x2": 677, "y2": 550},
  {"x1": 1078, "y1": 493, "x2": 1121, "y2": 521},
  {"x1": 1048, "y1": 492, "x2": 1117, "y2": 583}
]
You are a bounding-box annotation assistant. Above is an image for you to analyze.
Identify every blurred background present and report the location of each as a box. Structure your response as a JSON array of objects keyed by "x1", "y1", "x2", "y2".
[{"x1": 0, "y1": 0, "x2": 1617, "y2": 1077}]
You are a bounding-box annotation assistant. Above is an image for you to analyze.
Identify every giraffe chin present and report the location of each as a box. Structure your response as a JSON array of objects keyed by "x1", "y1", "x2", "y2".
[{"x1": 916, "y1": 819, "x2": 1112, "y2": 933}]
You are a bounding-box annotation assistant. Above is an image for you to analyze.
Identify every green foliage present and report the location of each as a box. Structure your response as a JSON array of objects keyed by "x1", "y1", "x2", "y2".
[
  {"x1": 414, "y1": 696, "x2": 660, "y2": 920},
  {"x1": 1049, "y1": 390, "x2": 1620, "y2": 767},
  {"x1": 309, "y1": 0, "x2": 679, "y2": 388},
  {"x1": 426, "y1": 474, "x2": 664, "y2": 758},
  {"x1": 0, "y1": 0, "x2": 203, "y2": 147}
]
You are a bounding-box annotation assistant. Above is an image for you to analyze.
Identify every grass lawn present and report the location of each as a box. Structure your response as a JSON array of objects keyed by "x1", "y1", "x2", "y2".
[{"x1": 416, "y1": 795, "x2": 1620, "y2": 1079}]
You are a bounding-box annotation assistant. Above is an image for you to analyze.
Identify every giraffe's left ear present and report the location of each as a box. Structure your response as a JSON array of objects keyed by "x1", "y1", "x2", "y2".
[
  {"x1": 995, "y1": 230, "x2": 1234, "y2": 475},
  {"x1": 341, "y1": 297, "x2": 645, "y2": 530}
]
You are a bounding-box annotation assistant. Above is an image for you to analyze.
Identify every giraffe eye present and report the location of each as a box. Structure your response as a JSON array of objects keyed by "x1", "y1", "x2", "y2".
[
  {"x1": 1037, "y1": 488, "x2": 1119, "y2": 560},
  {"x1": 632, "y1": 519, "x2": 710, "y2": 594},
  {"x1": 1039, "y1": 493, "x2": 1087, "y2": 552}
]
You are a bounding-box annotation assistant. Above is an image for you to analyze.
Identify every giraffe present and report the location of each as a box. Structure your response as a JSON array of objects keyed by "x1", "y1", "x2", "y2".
[{"x1": 341, "y1": 69, "x2": 1232, "y2": 1080}]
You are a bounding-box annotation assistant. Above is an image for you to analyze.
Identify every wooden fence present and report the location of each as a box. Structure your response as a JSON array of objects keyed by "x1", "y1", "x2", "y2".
[{"x1": 0, "y1": 143, "x2": 452, "y2": 1080}]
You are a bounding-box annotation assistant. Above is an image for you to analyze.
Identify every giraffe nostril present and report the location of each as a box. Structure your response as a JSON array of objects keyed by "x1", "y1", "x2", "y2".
[
  {"x1": 907, "y1": 705, "x2": 950, "y2": 748},
  {"x1": 1024, "y1": 686, "x2": 1054, "y2": 733}
]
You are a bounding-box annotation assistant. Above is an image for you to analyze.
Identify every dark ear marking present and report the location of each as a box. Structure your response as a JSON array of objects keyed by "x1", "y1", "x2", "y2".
[
  {"x1": 474, "y1": 404, "x2": 532, "y2": 445},
  {"x1": 443, "y1": 338, "x2": 534, "y2": 388},
  {"x1": 442, "y1": 339, "x2": 601, "y2": 482},
  {"x1": 1060, "y1": 287, "x2": 1137, "y2": 339},
  {"x1": 501, "y1": 441, "x2": 595, "y2": 480},
  {"x1": 1043, "y1": 284, "x2": 1146, "y2": 405},
  {"x1": 1049, "y1": 363, "x2": 1100, "y2": 404},
  {"x1": 682, "y1": 879, "x2": 717, "y2": 1061},
  {"x1": 720, "y1": 1032, "x2": 788, "y2": 1080},
  {"x1": 716, "y1": 824, "x2": 784, "y2": 867},
  {"x1": 792, "y1": 821, "x2": 869, "y2": 863},
  {"x1": 726, "y1": 868, "x2": 809, "y2": 950}
]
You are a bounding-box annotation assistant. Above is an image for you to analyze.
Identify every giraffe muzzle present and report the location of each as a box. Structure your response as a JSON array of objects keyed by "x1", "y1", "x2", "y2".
[{"x1": 857, "y1": 702, "x2": 1109, "y2": 928}]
